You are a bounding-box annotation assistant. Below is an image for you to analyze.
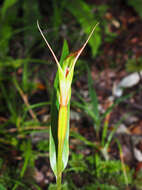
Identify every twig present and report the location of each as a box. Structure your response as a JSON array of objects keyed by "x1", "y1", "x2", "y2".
[{"x1": 14, "y1": 78, "x2": 39, "y2": 122}]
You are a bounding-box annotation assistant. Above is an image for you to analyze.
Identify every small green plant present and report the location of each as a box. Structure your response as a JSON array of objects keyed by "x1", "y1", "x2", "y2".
[
  {"x1": 64, "y1": 150, "x2": 133, "y2": 189},
  {"x1": 67, "y1": 153, "x2": 88, "y2": 173},
  {"x1": 37, "y1": 21, "x2": 98, "y2": 189}
]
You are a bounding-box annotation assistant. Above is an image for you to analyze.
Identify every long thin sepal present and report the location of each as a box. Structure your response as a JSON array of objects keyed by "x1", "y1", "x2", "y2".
[
  {"x1": 72, "y1": 23, "x2": 99, "y2": 70},
  {"x1": 37, "y1": 20, "x2": 63, "y2": 73}
]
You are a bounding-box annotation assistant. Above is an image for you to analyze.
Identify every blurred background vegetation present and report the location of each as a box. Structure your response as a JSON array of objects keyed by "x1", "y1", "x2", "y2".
[{"x1": 0, "y1": 0, "x2": 142, "y2": 189}]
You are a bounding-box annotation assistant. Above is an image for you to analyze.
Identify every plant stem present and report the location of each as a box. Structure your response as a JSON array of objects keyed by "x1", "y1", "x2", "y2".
[
  {"x1": 57, "y1": 177, "x2": 62, "y2": 190},
  {"x1": 57, "y1": 105, "x2": 68, "y2": 190},
  {"x1": 57, "y1": 141, "x2": 63, "y2": 190}
]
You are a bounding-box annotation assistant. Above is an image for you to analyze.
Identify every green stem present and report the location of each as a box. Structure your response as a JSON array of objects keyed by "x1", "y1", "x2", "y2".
[
  {"x1": 57, "y1": 141, "x2": 63, "y2": 190},
  {"x1": 57, "y1": 105, "x2": 68, "y2": 190}
]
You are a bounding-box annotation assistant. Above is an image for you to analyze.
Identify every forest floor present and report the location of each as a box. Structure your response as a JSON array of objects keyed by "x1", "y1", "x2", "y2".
[
  {"x1": 33, "y1": 1, "x2": 142, "y2": 189},
  {"x1": 0, "y1": 0, "x2": 142, "y2": 189}
]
